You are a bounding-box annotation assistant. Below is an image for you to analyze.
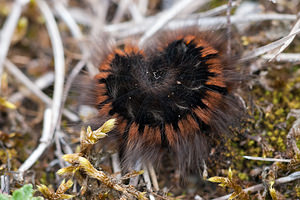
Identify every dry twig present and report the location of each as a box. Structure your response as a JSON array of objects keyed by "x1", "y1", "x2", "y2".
[
  {"x1": 111, "y1": 153, "x2": 122, "y2": 179},
  {"x1": 0, "y1": 0, "x2": 30, "y2": 89},
  {"x1": 105, "y1": 13, "x2": 297, "y2": 39},
  {"x1": 37, "y1": 0, "x2": 65, "y2": 135},
  {"x1": 8, "y1": 72, "x2": 54, "y2": 104},
  {"x1": 262, "y1": 53, "x2": 300, "y2": 62},
  {"x1": 268, "y1": 18, "x2": 300, "y2": 61},
  {"x1": 138, "y1": 0, "x2": 209, "y2": 46},
  {"x1": 17, "y1": 108, "x2": 52, "y2": 180},
  {"x1": 241, "y1": 28, "x2": 300, "y2": 61},
  {"x1": 226, "y1": 0, "x2": 232, "y2": 56},
  {"x1": 4, "y1": 60, "x2": 78, "y2": 122},
  {"x1": 243, "y1": 156, "x2": 291, "y2": 163},
  {"x1": 147, "y1": 163, "x2": 159, "y2": 192},
  {"x1": 142, "y1": 164, "x2": 155, "y2": 200},
  {"x1": 213, "y1": 171, "x2": 300, "y2": 200},
  {"x1": 54, "y1": 0, "x2": 98, "y2": 75}
]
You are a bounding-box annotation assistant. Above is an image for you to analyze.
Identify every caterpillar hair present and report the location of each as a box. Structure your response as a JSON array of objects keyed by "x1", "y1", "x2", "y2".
[{"x1": 79, "y1": 28, "x2": 245, "y2": 174}]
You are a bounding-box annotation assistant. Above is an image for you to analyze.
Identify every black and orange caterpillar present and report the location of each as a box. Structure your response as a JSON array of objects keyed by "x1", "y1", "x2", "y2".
[{"x1": 83, "y1": 29, "x2": 243, "y2": 173}]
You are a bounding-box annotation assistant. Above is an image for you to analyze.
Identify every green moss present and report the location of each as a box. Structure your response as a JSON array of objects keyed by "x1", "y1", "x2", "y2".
[
  {"x1": 297, "y1": 140, "x2": 300, "y2": 150},
  {"x1": 209, "y1": 0, "x2": 227, "y2": 8},
  {"x1": 295, "y1": 185, "x2": 300, "y2": 197},
  {"x1": 224, "y1": 65, "x2": 300, "y2": 183},
  {"x1": 238, "y1": 172, "x2": 249, "y2": 181}
]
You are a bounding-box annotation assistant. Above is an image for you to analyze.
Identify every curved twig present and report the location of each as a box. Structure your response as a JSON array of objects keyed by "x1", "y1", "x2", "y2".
[{"x1": 37, "y1": 0, "x2": 65, "y2": 134}]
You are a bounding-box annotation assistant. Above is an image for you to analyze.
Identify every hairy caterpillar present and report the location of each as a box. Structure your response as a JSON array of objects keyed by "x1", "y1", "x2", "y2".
[{"x1": 80, "y1": 28, "x2": 244, "y2": 173}]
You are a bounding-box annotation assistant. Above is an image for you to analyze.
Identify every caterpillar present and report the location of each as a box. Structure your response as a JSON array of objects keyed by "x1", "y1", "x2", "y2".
[{"x1": 81, "y1": 28, "x2": 244, "y2": 174}]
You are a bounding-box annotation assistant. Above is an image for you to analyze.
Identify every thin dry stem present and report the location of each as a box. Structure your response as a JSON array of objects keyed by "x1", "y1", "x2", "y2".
[
  {"x1": 128, "y1": 0, "x2": 144, "y2": 23},
  {"x1": 112, "y1": 0, "x2": 131, "y2": 23},
  {"x1": 268, "y1": 18, "x2": 300, "y2": 61},
  {"x1": 0, "y1": 175, "x2": 10, "y2": 194},
  {"x1": 37, "y1": 0, "x2": 65, "y2": 136},
  {"x1": 17, "y1": 108, "x2": 52, "y2": 180},
  {"x1": 4, "y1": 60, "x2": 78, "y2": 121},
  {"x1": 111, "y1": 153, "x2": 122, "y2": 179},
  {"x1": 243, "y1": 156, "x2": 291, "y2": 163},
  {"x1": 0, "y1": 0, "x2": 30, "y2": 89},
  {"x1": 54, "y1": 0, "x2": 98, "y2": 75},
  {"x1": 142, "y1": 164, "x2": 155, "y2": 200},
  {"x1": 129, "y1": 161, "x2": 142, "y2": 187},
  {"x1": 8, "y1": 72, "x2": 54, "y2": 104},
  {"x1": 194, "y1": 0, "x2": 239, "y2": 18},
  {"x1": 147, "y1": 163, "x2": 159, "y2": 192},
  {"x1": 105, "y1": 13, "x2": 297, "y2": 39},
  {"x1": 262, "y1": 53, "x2": 300, "y2": 62},
  {"x1": 57, "y1": 60, "x2": 86, "y2": 128},
  {"x1": 226, "y1": 0, "x2": 232, "y2": 56},
  {"x1": 138, "y1": 0, "x2": 209, "y2": 46},
  {"x1": 212, "y1": 171, "x2": 300, "y2": 200},
  {"x1": 241, "y1": 28, "x2": 300, "y2": 61}
]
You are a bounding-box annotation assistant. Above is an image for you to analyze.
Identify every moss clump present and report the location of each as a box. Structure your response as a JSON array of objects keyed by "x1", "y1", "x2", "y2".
[{"x1": 226, "y1": 65, "x2": 300, "y2": 180}]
